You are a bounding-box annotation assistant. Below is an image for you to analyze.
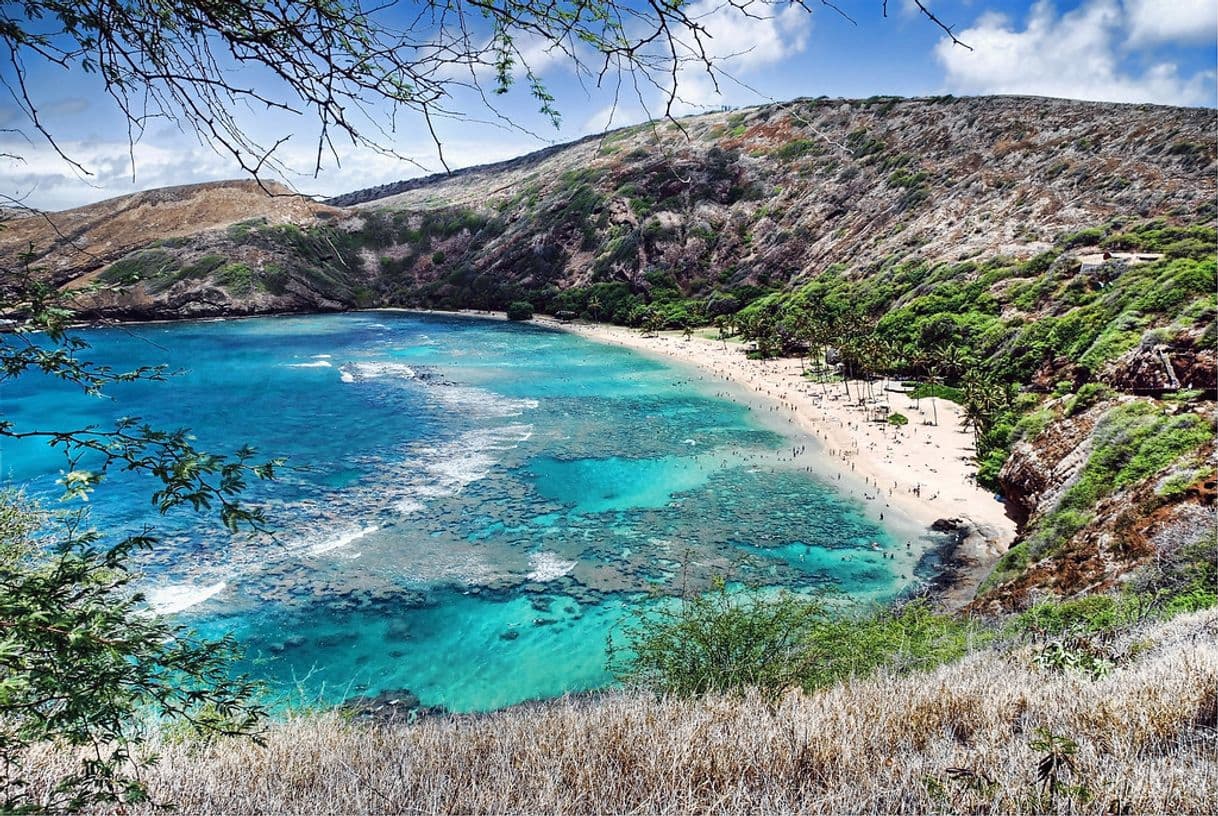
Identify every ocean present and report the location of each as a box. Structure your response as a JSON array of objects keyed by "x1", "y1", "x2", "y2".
[{"x1": 5, "y1": 311, "x2": 935, "y2": 712}]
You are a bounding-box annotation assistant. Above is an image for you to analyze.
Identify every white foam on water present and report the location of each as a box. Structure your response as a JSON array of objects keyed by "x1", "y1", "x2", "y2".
[
  {"x1": 288, "y1": 360, "x2": 333, "y2": 368},
  {"x1": 410, "y1": 424, "x2": 534, "y2": 498},
  {"x1": 312, "y1": 354, "x2": 332, "y2": 359},
  {"x1": 527, "y1": 551, "x2": 577, "y2": 582},
  {"x1": 146, "y1": 581, "x2": 227, "y2": 615},
  {"x1": 432, "y1": 385, "x2": 539, "y2": 419},
  {"x1": 308, "y1": 524, "x2": 379, "y2": 555},
  {"x1": 339, "y1": 361, "x2": 416, "y2": 382},
  {"x1": 393, "y1": 498, "x2": 426, "y2": 515}
]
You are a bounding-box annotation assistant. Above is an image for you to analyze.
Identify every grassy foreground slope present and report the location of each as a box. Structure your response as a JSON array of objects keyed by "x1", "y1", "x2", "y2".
[{"x1": 26, "y1": 608, "x2": 1217, "y2": 814}]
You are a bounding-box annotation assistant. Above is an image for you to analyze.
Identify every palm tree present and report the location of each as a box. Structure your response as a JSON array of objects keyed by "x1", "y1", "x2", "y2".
[
  {"x1": 963, "y1": 372, "x2": 1011, "y2": 455},
  {"x1": 833, "y1": 313, "x2": 864, "y2": 402},
  {"x1": 925, "y1": 365, "x2": 943, "y2": 426},
  {"x1": 860, "y1": 333, "x2": 885, "y2": 406},
  {"x1": 933, "y1": 343, "x2": 973, "y2": 385},
  {"x1": 876, "y1": 339, "x2": 902, "y2": 411},
  {"x1": 714, "y1": 315, "x2": 729, "y2": 350},
  {"x1": 906, "y1": 345, "x2": 927, "y2": 410},
  {"x1": 640, "y1": 308, "x2": 663, "y2": 337}
]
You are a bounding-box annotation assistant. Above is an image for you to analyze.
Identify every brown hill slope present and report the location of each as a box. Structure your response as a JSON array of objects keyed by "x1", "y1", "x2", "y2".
[
  {"x1": 332, "y1": 94, "x2": 1214, "y2": 304},
  {"x1": 0, "y1": 179, "x2": 340, "y2": 287},
  {"x1": 9, "y1": 95, "x2": 1214, "y2": 320}
]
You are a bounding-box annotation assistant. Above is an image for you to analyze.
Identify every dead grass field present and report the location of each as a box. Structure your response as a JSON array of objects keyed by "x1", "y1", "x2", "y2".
[{"x1": 26, "y1": 609, "x2": 1217, "y2": 814}]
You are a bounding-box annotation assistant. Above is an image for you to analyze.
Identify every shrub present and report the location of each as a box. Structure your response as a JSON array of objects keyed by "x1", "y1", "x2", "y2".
[
  {"x1": 614, "y1": 584, "x2": 990, "y2": 703},
  {"x1": 177, "y1": 254, "x2": 227, "y2": 281},
  {"x1": 506, "y1": 301, "x2": 534, "y2": 321},
  {"x1": 911, "y1": 383, "x2": 964, "y2": 404},
  {"x1": 888, "y1": 412, "x2": 909, "y2": 426},
  {"x1": 99, "y1": 249, "x2": 179, "y2": 285},
  {"x1": 613, "y1": 582, "x2": 829, "y2": 703},
  {"x1": 1064, "y1": 382, "x2": 1112, "y2": 416},
  {"x1": 771, "y1": 139, "x2": 819, "y2": 161},
  {"x1": 216, "y1": 262, "x2": 256, "y2": 295}
]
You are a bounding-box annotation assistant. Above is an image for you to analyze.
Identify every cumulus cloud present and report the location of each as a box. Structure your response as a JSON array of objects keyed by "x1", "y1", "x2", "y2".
[
  {"x1": 935, "y1": 0, "x2": 1215, "y2": 107},
  {"x1": 1125, "y1": 0, "x2": 1218, "y2": 46}
]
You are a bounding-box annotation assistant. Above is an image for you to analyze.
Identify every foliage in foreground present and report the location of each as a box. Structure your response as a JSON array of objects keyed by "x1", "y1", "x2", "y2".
[
  {"x1": 612, "y1": 583, "x2": 990, "y2": 702},
  {"x1": 0, "y1": 494, "x2": 265, "y2": 811},
  {"x1": 0, "y1": 261, "x2": 274, "y2": 811}
]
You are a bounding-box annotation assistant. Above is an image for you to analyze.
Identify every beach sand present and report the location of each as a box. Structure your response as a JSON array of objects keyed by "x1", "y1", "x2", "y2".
[{"x1": 432, "y1": 310, "x2": 1020, "y2": 603}]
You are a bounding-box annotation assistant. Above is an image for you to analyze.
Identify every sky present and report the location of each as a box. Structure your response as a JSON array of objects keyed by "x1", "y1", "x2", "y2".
[{"x1": 1, "y1": 0, "x2": 1215, "y2": 211}]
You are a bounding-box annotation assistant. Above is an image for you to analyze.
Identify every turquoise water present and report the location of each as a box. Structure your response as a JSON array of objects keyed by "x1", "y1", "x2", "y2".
[{"x1": 4, "y1": 312, "x2": 935, "y2": 712}]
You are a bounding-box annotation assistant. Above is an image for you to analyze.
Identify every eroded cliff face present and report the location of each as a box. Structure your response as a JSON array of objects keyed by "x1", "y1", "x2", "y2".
[
  {"x1": 1105, "y1": 325, "x2": 1217, "y2": 394},
  {"x1": 979, "y1": 395, "x2": 1215, "y2": 610}
]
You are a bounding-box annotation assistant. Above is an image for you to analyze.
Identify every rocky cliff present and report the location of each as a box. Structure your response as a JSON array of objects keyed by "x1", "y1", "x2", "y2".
[{"x1": 982, "y1": 392, "x2": 1214, "y2": 610}]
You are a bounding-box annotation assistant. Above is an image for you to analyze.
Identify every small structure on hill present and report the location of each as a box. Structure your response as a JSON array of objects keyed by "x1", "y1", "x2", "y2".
[{"x1": 1077, "y1": 250, "x2": 1163, "y2": 283}]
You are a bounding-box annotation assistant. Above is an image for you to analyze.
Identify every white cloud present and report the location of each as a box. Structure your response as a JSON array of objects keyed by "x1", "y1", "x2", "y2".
[
  {"x1": 1125, "y1": 0, "x2": 1218, "y2": 46},
  {"x1": 580, "y1": 104, "x2": 648, "y2": 135},
  {"x1": 2, "y1": 126, "x2": 544, "y2": 211},
  {"x1": 935, "y1": 0, "x2": 1215, "y2": 106},
  {"x1": 663, "y1": 0, "x2": 813, "y2": 113}
]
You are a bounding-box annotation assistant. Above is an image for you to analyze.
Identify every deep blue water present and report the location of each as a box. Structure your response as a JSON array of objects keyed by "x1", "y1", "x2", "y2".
[{"x1": 4, "y1": 312, "x2": 932, "y2": 712}]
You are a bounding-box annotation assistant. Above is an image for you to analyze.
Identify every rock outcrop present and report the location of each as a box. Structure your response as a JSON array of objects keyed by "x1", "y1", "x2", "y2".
[
  {"x1": 983, "y1": 396, "x2": 1216, "y2": 610},
  {"x1": 1105, "y1": 327, "x2": 1217, "y2": 394}
]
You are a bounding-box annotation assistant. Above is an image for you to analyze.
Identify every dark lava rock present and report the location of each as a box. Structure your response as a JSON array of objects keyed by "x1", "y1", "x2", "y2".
[{"x1": 342, "y1": 689, "x2": 447, "y2": 723}]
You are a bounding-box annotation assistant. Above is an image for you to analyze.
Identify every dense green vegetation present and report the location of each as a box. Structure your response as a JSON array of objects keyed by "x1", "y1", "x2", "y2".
[
  {"x1": 616, "y1": 575, "x2": 1215, "y2": 702},
  {"x1": 506, "y1": 301, "x2": 534, "y2": 320}
]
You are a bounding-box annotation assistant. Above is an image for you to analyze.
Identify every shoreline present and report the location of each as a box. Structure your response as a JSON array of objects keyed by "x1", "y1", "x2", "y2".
[
  {"x1": 428, "y1": 309, "x2": 1018, "y2": 605},
  {"x1": 75, "y1": 305, "x2": 1018, "y2": 605}
]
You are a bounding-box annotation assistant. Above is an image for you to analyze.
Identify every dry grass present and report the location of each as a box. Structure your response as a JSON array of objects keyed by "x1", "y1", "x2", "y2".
[{"x1": 28, "y1": 610, "x2": 1218, "y2": 814}]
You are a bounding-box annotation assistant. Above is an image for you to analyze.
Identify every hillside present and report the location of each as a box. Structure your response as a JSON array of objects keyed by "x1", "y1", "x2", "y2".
[
  {"x1": 3, "y1": 94, "x2": 1215, "y2": 609},
  {"x1": 26, "y1": 607, "x2": 1218, "y2": 814},
  {"x1": 0, "y1": 179, "x2": 343, "y2": 317},
  {"x1": 6, "y1": 96, "x2": 1213, "y2": 320},
  {"x1": 336, "y1": 94, "x2": 1214, "y2": 300}
]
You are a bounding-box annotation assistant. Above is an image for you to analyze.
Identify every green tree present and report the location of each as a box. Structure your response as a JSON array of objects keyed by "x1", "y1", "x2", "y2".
[
  {"x1": 639, "y1": 307, "x2": 663, "y2": 337},
  {"x1": 506, "y1": 300, "x2": 534, "y2": 320},
  {"x1": 612, "y1": 580, "x2": 830, "y2": 705},
  {"x1": 925, "y1": 365, "x2": 943, "y2": 426},
  {"x1": 0, "y1": 256, "x2": 277, "y2": 810}
]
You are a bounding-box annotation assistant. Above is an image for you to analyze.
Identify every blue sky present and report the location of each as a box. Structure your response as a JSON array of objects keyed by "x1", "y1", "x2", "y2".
[{"x1": 2, "y1": 0, "x2": 1214, "y2": 210}]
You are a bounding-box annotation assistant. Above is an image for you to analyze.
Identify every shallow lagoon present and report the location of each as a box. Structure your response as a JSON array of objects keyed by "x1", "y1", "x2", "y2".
[{"x1": 7, "y1": 312, "x2": 937, "y2": 711}]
